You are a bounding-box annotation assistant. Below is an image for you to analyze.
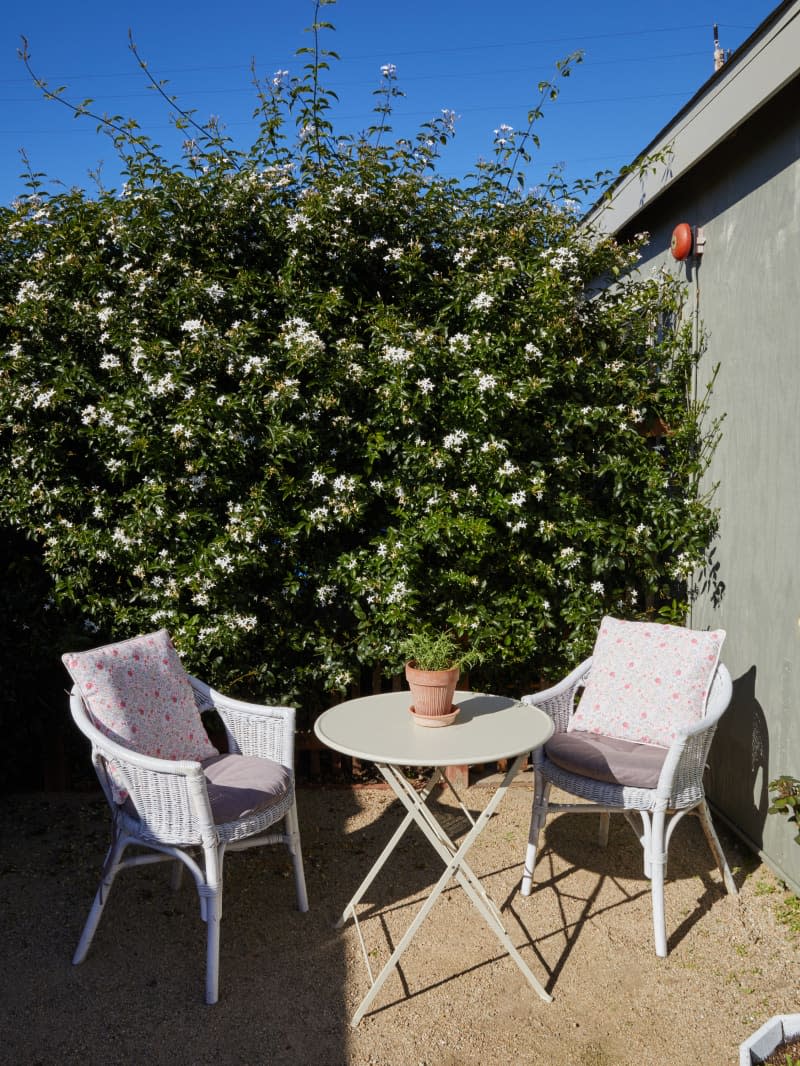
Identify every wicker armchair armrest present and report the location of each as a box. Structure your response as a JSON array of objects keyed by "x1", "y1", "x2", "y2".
[
  {"x1": 655, "y1": 665, "x2": 733, "y2": 800},
  {"x1": 189, "y1": 677, "x2": 296, "y2": 768},
  {"x1": 521, "y1": 657, "x2": 593, "y2": 734},
  {"x1": 69, "y1": 690, "x2": 215, "y2": 842},
  {"x1": 655, "y1": 724, "x2": 723, "y2": 807}
]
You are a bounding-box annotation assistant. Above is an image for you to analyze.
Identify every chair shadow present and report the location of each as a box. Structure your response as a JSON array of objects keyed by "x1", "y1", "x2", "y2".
[
  {"x1": 489, "y1": 806, "x2": 744, "y2": 994},
  {"x1": 348, "y1": 807, "x2": 647, "y2": 1008}
]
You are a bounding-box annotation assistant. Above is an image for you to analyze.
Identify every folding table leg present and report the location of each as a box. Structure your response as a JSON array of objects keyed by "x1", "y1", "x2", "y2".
[
  {"x1": 334, "y1": 769, "x2": 442, "y2": 929},
  {"x1": 349, "y1": 756, "x2": 550, "y2": 1026}
]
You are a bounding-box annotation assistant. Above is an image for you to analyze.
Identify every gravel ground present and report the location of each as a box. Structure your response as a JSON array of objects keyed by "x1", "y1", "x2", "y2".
[{"x1": 1, "y1": 780, "x2": 797, "y2": 1065}]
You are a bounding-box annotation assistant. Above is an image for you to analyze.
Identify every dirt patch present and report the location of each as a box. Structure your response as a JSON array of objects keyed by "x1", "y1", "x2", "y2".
[{"x1": 1, "y1": 782, "x2": 797, "y2": 1065}]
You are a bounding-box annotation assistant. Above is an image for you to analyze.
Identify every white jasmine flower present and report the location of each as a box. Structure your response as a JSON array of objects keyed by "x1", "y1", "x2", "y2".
[
  {"x1": 386, "y1": 580, "x2": 407, "y2": 604},
  {"x1": 549, "y1": 247, "x2": 579, "y2": 271},
  {"x1": 417, "y1": 377, "x2": 434, "y2": 394},
  {"x1": 469, "y1": 292, "x2": 494, "y2": 312},
  {"x1": 442, "y1": 429, "x2": 468, "y2": 452},
  {"x1": 32, "y1": 389, "x2": 55, "y2": 409},
  {"x1": 148, "y1": 374, "x2": 176, "y2": 397},
  {"x1": 282, "y1": 317, "x2": 324, "y2": 354},
  {"x1": 448, "y1": 333, "x2": 472, "y2": 352},
  {"x1": 382, "y1": 345, "x2": 411, "y2": 365},
  {"x1": 16, "y1": 280, "x2": 42, "y2": 302}
]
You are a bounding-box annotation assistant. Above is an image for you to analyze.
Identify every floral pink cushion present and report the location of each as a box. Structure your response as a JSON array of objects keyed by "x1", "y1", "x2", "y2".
[
  {"x1": 62, "y1": 630, "x2": 218, "y2": 797},
  {"x1": 569, "y1": 616, "x2": 726, "y2": 747}
]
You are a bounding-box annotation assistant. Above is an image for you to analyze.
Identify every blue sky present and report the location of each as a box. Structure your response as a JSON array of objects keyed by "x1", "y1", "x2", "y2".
[{"x1": 0, "y1": 0, "x2": 776, "y2": 205}]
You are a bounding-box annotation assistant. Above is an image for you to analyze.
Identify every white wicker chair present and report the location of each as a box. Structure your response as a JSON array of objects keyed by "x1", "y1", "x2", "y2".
[
  {"x1": 520, "y1": 656, "x2": 737, "y2": 956},
  {"x1": 68, "y1": 676, "x2": 308, "y2": 1004}
]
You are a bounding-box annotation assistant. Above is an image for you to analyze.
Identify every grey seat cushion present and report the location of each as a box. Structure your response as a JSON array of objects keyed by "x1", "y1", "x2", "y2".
[
  {"x1": 201, "y1": 753, "x2": 291, "y2": 823},
  {"x1": 545, "y1": 730, "x2": 668, "y2": 789}
]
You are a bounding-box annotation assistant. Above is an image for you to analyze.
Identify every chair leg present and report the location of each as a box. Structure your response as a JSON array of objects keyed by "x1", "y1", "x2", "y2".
[
  {"x1": 202, "y1": 844, "x2": 223, "y2": 1005},
  {"x1": 521, "y1": 777, "x2": 551, "y2": 896},
  {"x1": 170, "y1": 860, "x2": 184, "y2": 892},
  {"x1": 285, "y1": 799, "x2": 309, "y2": 913},
  {"x1": 649, "y1": 810, "x2": 668, "y2": 957},
  {"x1": 73, "y1": 830, "x2": 128, "y2": 965},
  {"x1": 697, "y1": 800, "x2": 738, "y2": 895},
  {"x1": 598, "y1": 812, "x2": 610, "y2": 847}
]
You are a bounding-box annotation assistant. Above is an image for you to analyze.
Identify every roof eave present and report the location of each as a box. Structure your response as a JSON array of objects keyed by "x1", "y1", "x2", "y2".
[{"x1": 586, "y1": 0, "x2": 800, "y2": 235}]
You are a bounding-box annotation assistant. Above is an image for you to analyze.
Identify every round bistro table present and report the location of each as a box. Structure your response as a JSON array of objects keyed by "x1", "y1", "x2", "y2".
[{"x1": 314, "y1": 689, "x2": 554, "y2": 1025}]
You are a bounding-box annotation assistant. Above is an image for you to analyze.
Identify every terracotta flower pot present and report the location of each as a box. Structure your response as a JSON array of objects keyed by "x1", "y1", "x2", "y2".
[{"x1": 405, "y1": 661, "x2": 460, "y2": 722}]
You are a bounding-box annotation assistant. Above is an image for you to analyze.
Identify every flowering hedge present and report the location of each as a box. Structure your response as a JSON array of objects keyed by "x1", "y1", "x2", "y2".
[{"x1": 0, "y1": 4, "x2": 719, "y2": 747}]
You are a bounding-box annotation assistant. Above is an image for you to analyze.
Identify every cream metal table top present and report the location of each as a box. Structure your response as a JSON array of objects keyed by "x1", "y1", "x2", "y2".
[{"x1": 314, "y1": 689, "x2": 553, "y2": 767}]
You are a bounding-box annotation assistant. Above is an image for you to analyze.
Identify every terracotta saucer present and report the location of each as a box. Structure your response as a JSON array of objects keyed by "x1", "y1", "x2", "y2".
[{"x1": 408, "y1": 704, "x2": 460, "y2": 728}]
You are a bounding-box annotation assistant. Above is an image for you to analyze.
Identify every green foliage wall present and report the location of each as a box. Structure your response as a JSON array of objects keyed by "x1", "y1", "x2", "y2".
[{"x1": 0, "y1": 3, "x2": 719, "y2": 783}]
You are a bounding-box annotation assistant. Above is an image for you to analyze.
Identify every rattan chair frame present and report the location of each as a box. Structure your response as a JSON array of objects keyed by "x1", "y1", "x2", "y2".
[
  {"x1": 69, "y1": 676, "x2": 308, "y2": 1004},
  {"x1": 520, "y1": 656, "x2": 737, "y2": 956}
]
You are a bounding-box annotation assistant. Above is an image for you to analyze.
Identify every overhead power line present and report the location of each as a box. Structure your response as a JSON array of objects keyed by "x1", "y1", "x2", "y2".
[{"x1": 0, "y1": 21, "x2": 756, "y2": 85}]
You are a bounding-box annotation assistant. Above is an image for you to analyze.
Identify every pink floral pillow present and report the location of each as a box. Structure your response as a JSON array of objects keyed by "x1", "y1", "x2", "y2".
[
  {"x1": 62, "y1": 630, "x2": 218, "y2": 797},
  {"x1": 569, "y1": 616, "x2": 726, "y2": 747}
]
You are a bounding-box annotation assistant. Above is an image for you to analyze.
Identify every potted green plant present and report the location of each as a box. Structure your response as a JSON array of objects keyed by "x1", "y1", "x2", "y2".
[{"x1": 399, "y1": 629, "x2": 485, "y2": 727}]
